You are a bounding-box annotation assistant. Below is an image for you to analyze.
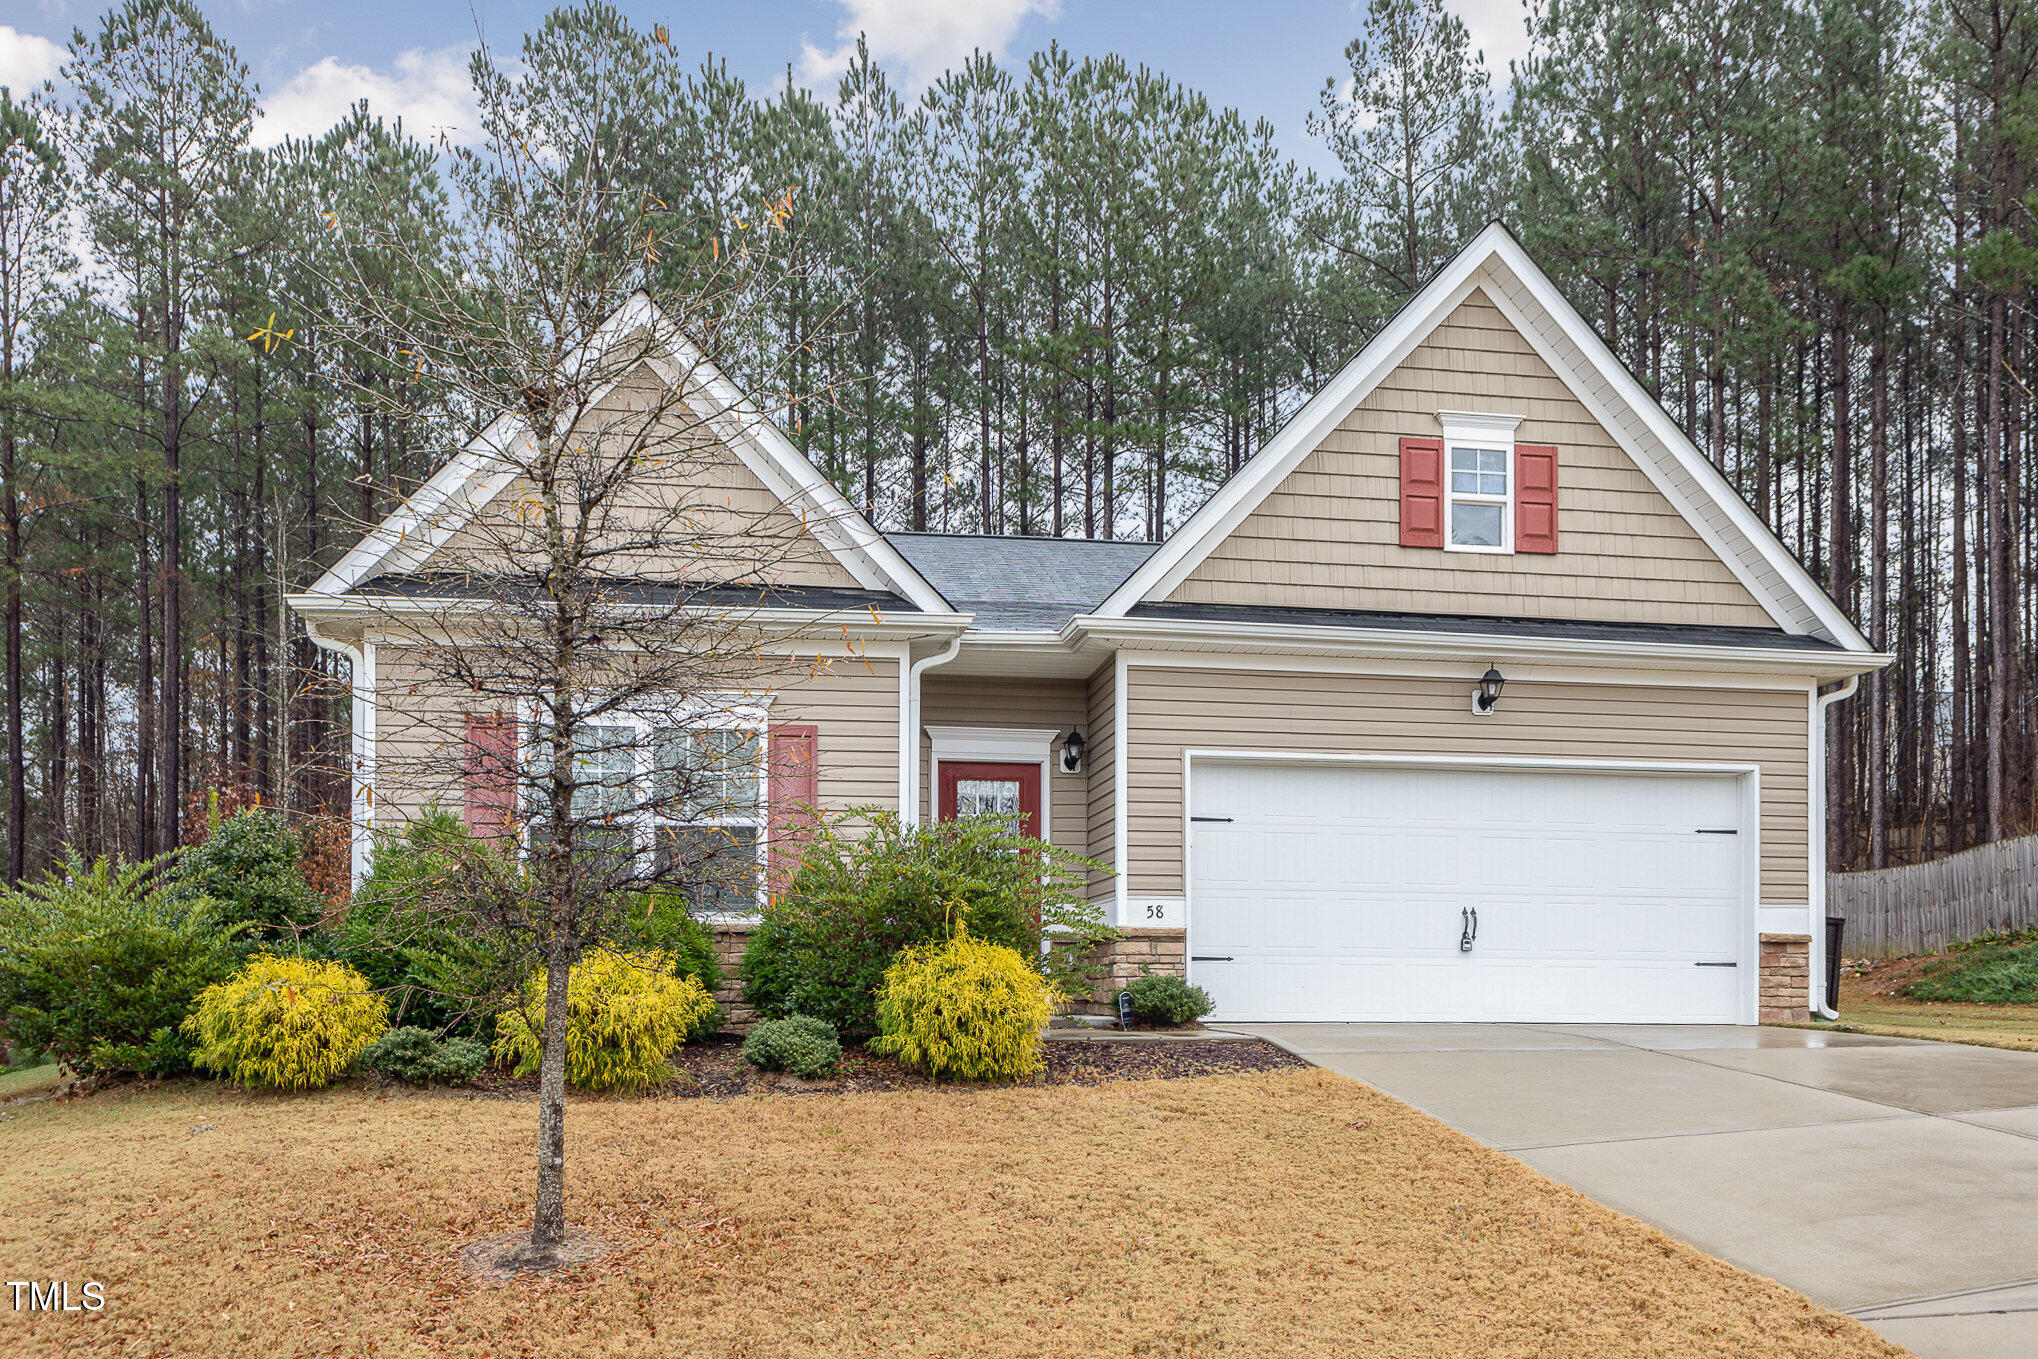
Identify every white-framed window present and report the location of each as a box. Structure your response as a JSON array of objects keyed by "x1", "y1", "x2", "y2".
[
  {"x1": 522, "y1": 699, "x2": 769, "y2": 915},
  {"x1": 1438, "y1": 411, "x2": 1524, "y2": 554}
]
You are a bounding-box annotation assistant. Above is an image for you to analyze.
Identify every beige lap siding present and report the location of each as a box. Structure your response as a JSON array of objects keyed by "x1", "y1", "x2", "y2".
[
  {"x1": 1122, "y1": 666, "x2": 1810, "y2": 908},
  {"x1": 1165, "y1": 290, "x2": 1776, "y2": 629},
  {"x1": 918, "y1": 676, "x2": 1086, "y2": 856},
  {"x1": 369, "y1": 647, "x2": 899, "y2": 828},
  {"x1": 1085, "y1": 664, "x2": 1117, "y2": 902}
]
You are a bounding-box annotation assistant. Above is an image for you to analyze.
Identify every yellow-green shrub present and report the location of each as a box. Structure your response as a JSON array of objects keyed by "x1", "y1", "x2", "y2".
[
  {"x1": 870, "y1": 929, "x2": 1059, "y2": 1081},
  {"x1": 493, "y1": 949, "x2": 716, "y2": 1092},
  {"x1": 182, "y1": 955, "x2": 389, "y2": 1091}
]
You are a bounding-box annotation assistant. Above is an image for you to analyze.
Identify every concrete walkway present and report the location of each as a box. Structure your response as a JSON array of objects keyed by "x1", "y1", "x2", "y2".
[{"x1": 1219, "y1": 1022, "x2": 2038, "y2": 1359}]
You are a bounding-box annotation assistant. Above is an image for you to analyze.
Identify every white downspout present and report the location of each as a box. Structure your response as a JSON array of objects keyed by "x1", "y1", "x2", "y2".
[
  {"x1": 903, "y1": 635, "x2": 965, "y2": 828},
  {"x1": 304, "y1": 616, "x2": 376, "y2": 891},
  {"x1": 1810, "y1": 675, "x2": 1860, "y2": 1020}
]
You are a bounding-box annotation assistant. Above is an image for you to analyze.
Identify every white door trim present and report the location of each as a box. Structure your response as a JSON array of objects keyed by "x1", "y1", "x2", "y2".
[
  {"x1": 927, "y1": 725, "x2": 1057, "y2": 841},
  {"x1": 1182, "y1": 749, "x2": 1763, "y2": 1024}
]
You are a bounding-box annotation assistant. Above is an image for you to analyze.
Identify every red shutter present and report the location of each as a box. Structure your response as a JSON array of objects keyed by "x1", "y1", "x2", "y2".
[
  {"x1": 766, "y1": 722, "x2": 820, "y2": 896},
  {"x1": 464, "y1": 710, "x2": 517, "y2": 840},
  {"x1": 1515, "y1": 444, "x2": 1559, "y2": 554},
  {"x1": 1399, "y1": 437, "x2": 1445, "y2": 548}
]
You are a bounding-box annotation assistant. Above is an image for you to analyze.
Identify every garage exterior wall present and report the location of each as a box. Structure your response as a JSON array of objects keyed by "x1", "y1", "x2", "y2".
[
  {"x1": 1163, "y1": 291, "x2": 1776, "y2": 629},
  {"x1": 1121, "y1": 663, "x2": 1811, "y2": 910}
]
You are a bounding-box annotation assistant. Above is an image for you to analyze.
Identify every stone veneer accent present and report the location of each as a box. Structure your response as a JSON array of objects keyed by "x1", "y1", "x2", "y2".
[
  {"x1": 1759, "y1": 932, "x2": 1812, "y2": 1024},
  {"x1": 1060, "y1": 927, "x2": 1189, "y2": 1016},
  {"x1": 708, "y1": 922, "x2": 758, "y2": 1029}
]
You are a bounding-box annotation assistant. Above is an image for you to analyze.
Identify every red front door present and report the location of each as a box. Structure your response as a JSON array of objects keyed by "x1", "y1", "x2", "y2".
[{"x1": 937, "y1": 761, "x2": 1043, "y2": 840}]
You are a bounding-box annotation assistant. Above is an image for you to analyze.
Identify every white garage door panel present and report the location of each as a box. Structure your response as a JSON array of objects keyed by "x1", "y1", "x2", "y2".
[{"x1": 1189, "y1": 762, "x2": 1749, "y2": 1024}]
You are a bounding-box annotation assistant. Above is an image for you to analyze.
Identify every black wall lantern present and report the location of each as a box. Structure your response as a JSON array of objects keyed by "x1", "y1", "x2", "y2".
[
  {"x1": 1060, "y1": 727, "x2": 1087, "y2": 774},
  {"x1": 1472, "y1": 667, "x2": 1506, "y2": 716}
]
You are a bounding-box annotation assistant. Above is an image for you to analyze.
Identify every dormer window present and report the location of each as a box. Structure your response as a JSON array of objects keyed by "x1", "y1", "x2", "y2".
[{"x1": 1438, "y1": 412, "x2": 1525, "y2": 555}]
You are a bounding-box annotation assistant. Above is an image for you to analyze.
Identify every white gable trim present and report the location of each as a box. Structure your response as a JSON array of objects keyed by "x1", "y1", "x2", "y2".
[
  {"x1": 1095, "y1": 223, "x2": 1872, "y2": 652},
  {"x1": 304, "y1": 293, "x2": 953, "y2": 617}
]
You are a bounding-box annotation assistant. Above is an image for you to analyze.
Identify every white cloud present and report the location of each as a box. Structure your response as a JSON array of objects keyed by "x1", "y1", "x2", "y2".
[
  {"x1": 797, "y1": 0, "x2": 1060, "y2": 91},
  {"x1": 0, "y1": 25, "x2": 65, "y2": 93},
  {"x1": 1453, "y1": 0, "x2": 1534, "y2": 79},
  {"x1": 255, "y1": 46, "x2": 478, "y2": 149}
]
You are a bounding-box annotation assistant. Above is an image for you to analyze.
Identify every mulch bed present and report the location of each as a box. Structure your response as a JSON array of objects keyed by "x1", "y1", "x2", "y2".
[{"x1": 466, "y1": 1035, "x2": 1306, "y2": 1101}]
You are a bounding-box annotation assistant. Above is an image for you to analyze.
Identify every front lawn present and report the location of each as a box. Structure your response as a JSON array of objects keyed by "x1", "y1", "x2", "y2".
[
  {"x1": 1804, "y1": 965, "x2": 2038, "y2": 1052},
  {"x1": 1, "y1": 1072, "x2": 1901, "y2": 1357}
]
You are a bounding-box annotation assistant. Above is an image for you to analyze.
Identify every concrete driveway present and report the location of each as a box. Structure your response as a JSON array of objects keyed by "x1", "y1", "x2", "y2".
[{"x1": 1220, "y1": 1022, "x2": 2038, "y2": 1359}]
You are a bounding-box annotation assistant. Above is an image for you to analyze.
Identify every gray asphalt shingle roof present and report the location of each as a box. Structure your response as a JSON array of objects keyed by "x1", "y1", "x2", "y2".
[{"x1": 886, "y1": 532, "x2": 1160, "y2": 631}]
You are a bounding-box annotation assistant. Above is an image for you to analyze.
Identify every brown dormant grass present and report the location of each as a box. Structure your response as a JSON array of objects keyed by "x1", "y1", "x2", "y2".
[{"x1": 1, "y1": 1071, "x2": 1904, "y2": 1358}]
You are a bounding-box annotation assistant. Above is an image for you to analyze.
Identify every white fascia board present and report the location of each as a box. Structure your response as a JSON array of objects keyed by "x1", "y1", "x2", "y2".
[
  {"x1": 1094, "y1": 233, "x2": 1501, "y2": 617},
  {"x1": 284, "y1": 591, "x2": 973, "y2": 643},
  {"x1": 1068, "y1": 614, "x2": 1893, "y2": 682},
  {"x1": 305, "y1": 292, "x2": 951, "y2": 616},
  {"x1": 1096, "y1": 221, "x2": 1873, "y2": 656},
  {"x1": 1473, "y1": 235, "x2": 1871, "y2": 650}
]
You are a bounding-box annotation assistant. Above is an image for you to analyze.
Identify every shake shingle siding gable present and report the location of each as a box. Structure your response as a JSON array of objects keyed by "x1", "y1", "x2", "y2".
[{"x1": 1160, "y1": 291, "x2": 1779, "y2": 629}]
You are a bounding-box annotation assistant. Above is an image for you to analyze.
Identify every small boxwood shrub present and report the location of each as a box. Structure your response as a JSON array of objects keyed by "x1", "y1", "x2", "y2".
[
  {"x1": 493, "y1": 949, "x2": 717, "y2": 1092},
  {"x1": 870, "y1": 930, "x2": 1058, "y2": 1082},
  {"x1": 741, "y1": 1015, "x2": 841, "y2": 1077},
  {"x1": 360, "y1": 1025, "x2": 488, "y2": 1085},
  {"x1": 0, "y1": 853, "x2": 251, "y2": 1076},
  {"x1": 183, "y1": 955, "x2": 390, "y2": 1091},
  {"x1": 1121, "y1": 973, "x2": 1214, "y2": 1026}
]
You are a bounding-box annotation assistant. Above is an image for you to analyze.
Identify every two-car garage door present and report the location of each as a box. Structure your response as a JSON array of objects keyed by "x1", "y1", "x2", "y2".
[{"x1": 1187, "y1": 760, "x2": 1752, "y2": 1024}]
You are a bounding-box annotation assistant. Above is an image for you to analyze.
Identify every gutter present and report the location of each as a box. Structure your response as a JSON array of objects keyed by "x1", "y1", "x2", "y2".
[
  {"x1": 1810, "y1": 675, "x2": 1861, "y2": 1020},
  {"x1": 301, "y1": 615, "x2": 376, "y2": 890},
  {"x1": 1064, "y1": 613, "x2": 1893, "y2": 681},
  {"x1": 902, "y1": 636, "x2": 965, "y2": 827}
]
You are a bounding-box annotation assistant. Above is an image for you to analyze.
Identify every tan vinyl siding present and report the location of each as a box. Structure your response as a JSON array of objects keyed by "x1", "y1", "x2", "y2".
[
  {"x1": 917, "y1": 676, "x2": 1085, "y2": 856},
  {"x1": 1167, "y1": 291, "x2": 1775, "y2": 628},
  {"x1": 423, "y1": 363, "x2": 860, "y2": 590},
  {"x1": 1085, "y1": 663, "x2": 1117, "y2": 902},
  {"x1": 1123, "y1": 665, "x2": 1809, "y2": 906},
  {"x1": 370, "y1": 647, "x2": 899, "y2": 827}
]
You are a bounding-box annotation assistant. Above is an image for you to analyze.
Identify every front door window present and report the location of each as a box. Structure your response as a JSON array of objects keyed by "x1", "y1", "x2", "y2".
[{"x1": 938, "y1": 760, "x2": 1042, "y2": 840}]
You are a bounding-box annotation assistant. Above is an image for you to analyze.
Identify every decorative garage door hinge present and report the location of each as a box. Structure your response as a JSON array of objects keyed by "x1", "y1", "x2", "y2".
[{"x1": 1190, "y1": 815, "x2": 1233, "y2": 822}]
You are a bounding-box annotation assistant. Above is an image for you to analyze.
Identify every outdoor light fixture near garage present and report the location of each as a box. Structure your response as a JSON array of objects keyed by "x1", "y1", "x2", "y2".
[
  {"x1": 1472, "y1": 667, "x2": 1507, "y2": 715},
  {"x1": 1059, "y1": 727, "x2": 1086, "y2": 774}
]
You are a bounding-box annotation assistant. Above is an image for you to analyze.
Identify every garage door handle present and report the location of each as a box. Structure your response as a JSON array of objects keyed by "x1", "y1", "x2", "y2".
[
  {"x1": 1191, "y1": 955, "x2": 1234, "y2": 962},
  {"x1": 1191, "y1": 816, "x2": 1233, "y2": 823},
  {"x1": 1694, "y1": 961, "x2": 1739, "y2": 967},
  {"x1": 1695, "y1": 828, "x2": 1739, "y2": 835}
]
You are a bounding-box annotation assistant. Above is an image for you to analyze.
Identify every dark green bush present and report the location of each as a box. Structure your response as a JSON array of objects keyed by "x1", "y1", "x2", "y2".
[
  {"x1": 620, "y1": 891, "x2": 726, "y2": 999},
  {"x1": 744, "y1": 810, "x2": 1112, "y2": 1036},
  {"x1": 1905, "y1": 939, "x2": 2038, "y2": 1004},
  {"x1": 0, "y1": 854, "x2": 251, "y2": 1075},
  {"x1": 1121, "y1": 973, "x2": 1214, "y2": 1026},
  {"x1": 740, "y1": 1014, "x2": 842, "y2": 1077},
  {"x1": 360, "y1": 1025, "x2": 489, "y2": 1085},
  {"x1": 330, "y1": 810, "x2": 521, "y2": 1037},
  {"x1": 175, "y1": 806, "x2": 323, "y2": 938}
]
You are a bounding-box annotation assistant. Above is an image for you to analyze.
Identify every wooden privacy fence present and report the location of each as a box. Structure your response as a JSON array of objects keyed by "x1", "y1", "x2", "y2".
[{"x1": 1828, "y1": 835, "x2": 2038, "y2": 957}]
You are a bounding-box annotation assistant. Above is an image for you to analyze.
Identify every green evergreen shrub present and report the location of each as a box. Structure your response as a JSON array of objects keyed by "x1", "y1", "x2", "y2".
[
  {"x1": 360, "y1": 1025, "x2": 489, "y2": 1085},
  {"x1": 175, "y1": 806, "x2": 323, "y2": 938},
  {"x1": 746, "y1": 810, "x2": 1112, "y2": 1035},
  {"x1": 0, "y1": 853, "x2": 251, "y2": 1075},
  {"x1": 330, "y1": 810, "x2": 520, "y2": 1037},
  {"x1": 1120, "y1": 973, "x2": 1214, "y2": 1025},
  {"x1": 740, "y1": 1015, "x2": 841, "y2": 1076}
]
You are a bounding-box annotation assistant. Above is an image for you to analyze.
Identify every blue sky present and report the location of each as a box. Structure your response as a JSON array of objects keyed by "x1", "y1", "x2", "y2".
[{"x1": 0, "y1": 0, "x2": 1532, "y2": 172}]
